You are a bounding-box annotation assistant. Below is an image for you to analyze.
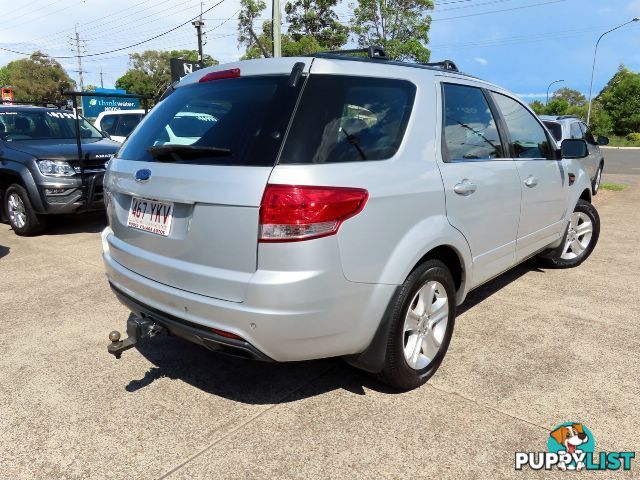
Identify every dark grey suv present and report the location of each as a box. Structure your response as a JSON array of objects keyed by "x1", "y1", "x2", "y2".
[{"x1": 0, "y1": 105, "x2": 121, "y2": 235}]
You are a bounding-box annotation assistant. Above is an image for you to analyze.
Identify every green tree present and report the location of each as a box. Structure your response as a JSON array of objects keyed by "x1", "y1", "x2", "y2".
[
  {"x1": 529, "y1": 100, "x2": 546, "y2": 115},
  {"x1": 545, "y1": 98, "x2": 569, "y2": 116},
  {"x1": 115, "y1": 50, "x2": 217, "y2": 98},
  {"x1": 285, "y1": 0, "x2": 348, "y2": 50},
  {"x1": 0, "y1": 51, "x2": 75, "y2": 102},
  {"x1": 551, "y1": 87, "x2": 587, "y2": 107},
  {"x1": 238, "y1": 0, "x2": 268, "y2": 53},
  {"x1": 241, "y1": 20, "x2": 323, "y2": 59},
  {"x1": 597, "y1": 65, "x2": 640, "y2": 135},
  {"x1": 350, "y1": 0, "x2": 434, "y2": 62}
]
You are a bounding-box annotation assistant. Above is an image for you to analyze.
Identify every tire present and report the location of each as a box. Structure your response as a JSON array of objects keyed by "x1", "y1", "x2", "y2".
[
  {"x1": 5, "y1": 184, "x2": 45, "y2": 236},
  {"x1": 592, "y1": 164, "x2": 603, "y2": 195},
  {"x1": 377, "y1": 259, "x2": 456, "y2": 391},
  {"x1": 539, "y1": 199, "x2": 599, "y2": 269}
]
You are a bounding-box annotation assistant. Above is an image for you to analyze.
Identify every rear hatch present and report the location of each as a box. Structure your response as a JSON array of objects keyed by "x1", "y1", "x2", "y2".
[{"x1": 104, "y1": 61, "x2": 308, "y2": 302}]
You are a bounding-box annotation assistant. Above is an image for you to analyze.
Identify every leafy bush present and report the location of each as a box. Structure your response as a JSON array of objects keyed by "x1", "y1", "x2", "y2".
[{"x1": 625, "y1": 132, "x2": 640, "y2": 142}]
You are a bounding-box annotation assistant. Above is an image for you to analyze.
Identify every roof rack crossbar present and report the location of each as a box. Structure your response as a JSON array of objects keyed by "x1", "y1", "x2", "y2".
[
  {"x1": 314, "y1": 46, "x2": 389, "y2": 60},
  {"x1": 421, "y1": 60, "x2": 459, "y2": 72}
]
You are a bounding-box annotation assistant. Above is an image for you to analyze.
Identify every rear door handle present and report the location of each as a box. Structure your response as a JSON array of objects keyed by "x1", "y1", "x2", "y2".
[
  {"x1": 524, "y1": 175, "x2": 538, "y2": 188},
  {"x1": 453, "y1": 180, "x2": 477, "y2": 196}
]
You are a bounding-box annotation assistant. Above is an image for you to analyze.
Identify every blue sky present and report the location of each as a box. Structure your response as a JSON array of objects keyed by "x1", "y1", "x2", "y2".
[{"x1": 1, "y1": 0, "x2": 639, "y2": 102}]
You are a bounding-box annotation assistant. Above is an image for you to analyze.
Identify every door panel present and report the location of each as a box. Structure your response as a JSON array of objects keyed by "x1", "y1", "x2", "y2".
[
  {"x1": 438, "y1": 83, "x2": 521, "y2": 287},
  {"x1": 491, "y1": 92, "x2": 567, "y2": 261}
]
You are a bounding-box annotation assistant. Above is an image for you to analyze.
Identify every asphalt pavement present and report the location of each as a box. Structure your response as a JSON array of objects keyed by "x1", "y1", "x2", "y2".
[
  {"x1": 0, "y1": 165, "x2": 638, "y2": 479},
  {"x1": 601, "y1": 146, "x2": 640, "y2": 175}
]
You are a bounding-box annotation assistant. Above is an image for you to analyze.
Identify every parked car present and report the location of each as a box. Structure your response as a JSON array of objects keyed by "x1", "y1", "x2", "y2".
[
  {"x1": 94, "y1": 109, "x2": 146, "y2": 143},
  {"x1": 103, "y1": 50, "x2": 599, "y2": 390},
  {"x1": 0, "y1": 105, "x2": 120, "y2": 235},
  {"x1": 540, "y1": 115, "x2": 608, "y2": 194}
]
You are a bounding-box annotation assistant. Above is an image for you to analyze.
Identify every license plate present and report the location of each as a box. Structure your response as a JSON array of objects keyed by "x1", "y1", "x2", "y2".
[{"x1": 127, "y1": 196, "x2": 174, "y2": 236}]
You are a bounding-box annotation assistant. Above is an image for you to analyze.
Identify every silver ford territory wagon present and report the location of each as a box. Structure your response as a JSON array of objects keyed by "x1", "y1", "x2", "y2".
[{"x1": 103, "y1": 48, "x2": 599, "y2": 390}]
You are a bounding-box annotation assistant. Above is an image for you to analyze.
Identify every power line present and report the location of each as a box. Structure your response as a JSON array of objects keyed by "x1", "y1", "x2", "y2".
[
  {"x1": 0, "y1": 0, "x2": 226, "y2": 59},
  {"x1": 431, "y1": 0, "x2": 568, "y2": 21}
]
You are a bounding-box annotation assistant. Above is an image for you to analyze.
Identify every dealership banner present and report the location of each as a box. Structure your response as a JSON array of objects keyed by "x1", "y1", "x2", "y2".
[{"x1": 81, "y1": 88, "x2": 140, "y2": 118}]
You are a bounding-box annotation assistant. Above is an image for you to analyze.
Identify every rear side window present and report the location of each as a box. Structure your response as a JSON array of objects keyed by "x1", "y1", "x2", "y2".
[
  {"x1": 114, "y1": 114, "x2": 143, "y2": 138},
  {"x1": 570, "y1": 122, "x2": 583, "y2": 139},
  {"x1": 100, "y1": 115, "x2": 118, "y2": 135},
  {"x1": 116, "y1": 76, "x2": 302, "y2": 166},
  {"x1": 279, "y1": 75, "x2": 415, "y2": 164},
  {"x1": 492, "y1": 93, "x2": 552, "y2": 159},
  {"x1": 543, "y1": 121, "x2": 563, "y2": 142},
  {"x1": 442, "y1": 83, "x2": 504, "y2": 161}
]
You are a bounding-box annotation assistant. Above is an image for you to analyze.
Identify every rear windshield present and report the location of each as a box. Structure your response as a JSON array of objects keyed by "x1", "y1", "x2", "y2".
[
  {"x1": 116, "y1": 76, "x2": 302, "y2": 166},
  {"x1": 543, "y1": 121, "x2": 563, "y2": 142},
  {"x1": 0, "y1": 110, "x2": 103, "y2": 141},
  {"x1": 279, "y1": 75, "x2": 416, "y2": 164}
]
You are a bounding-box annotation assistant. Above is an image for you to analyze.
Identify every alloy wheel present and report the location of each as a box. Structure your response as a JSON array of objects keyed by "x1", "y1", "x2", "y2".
[
  {"x1": 7, "y1": 193, "x2": 27, "y2": 229},
  {"x1": 560, "y1": 212, "x2": 593, "y2": 260},
  {"x1": 403, "y1": 280, "x2": 449, "y2": 370}
]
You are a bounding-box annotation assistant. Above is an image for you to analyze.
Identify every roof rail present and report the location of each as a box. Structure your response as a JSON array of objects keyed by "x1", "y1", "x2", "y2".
[
  {"x1": 314, "y1": 46, "x2": 389, "y2": 60},
  {"x1": 421, "y1": 60, "x2": 459, "y2": 72}
]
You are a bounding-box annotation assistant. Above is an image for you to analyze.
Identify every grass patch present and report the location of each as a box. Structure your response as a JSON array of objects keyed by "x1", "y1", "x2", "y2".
[
  {"x1": 600, "y1": 183, "x2": 628, "y2": 191},
  {"x1": 608, "y1": 135, "x2": 640, "y2": 147}
]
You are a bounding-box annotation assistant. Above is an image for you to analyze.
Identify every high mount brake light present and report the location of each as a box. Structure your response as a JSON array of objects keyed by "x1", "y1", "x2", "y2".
[
  {"x1": 259, "y1": 184, "x2": 369, "y2": 242},
  {"x1": 199, "y1": 68, "x2": 241, "y2": 83}
]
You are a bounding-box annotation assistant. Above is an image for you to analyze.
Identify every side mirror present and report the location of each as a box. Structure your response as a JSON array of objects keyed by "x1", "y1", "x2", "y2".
[
  {"x1": 561, "y1": 139, "x2": 589, "y2": 159},
  {"x1": 597, "y1": 135, "x2": 609, "y2": 146}
]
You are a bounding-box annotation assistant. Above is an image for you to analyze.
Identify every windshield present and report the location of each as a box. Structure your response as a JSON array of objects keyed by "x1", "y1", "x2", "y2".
[
  {"x1": 0, "y1": 110, "x2": 103, "y2": 141},
  {"x1": 116, "y1": 75, "x2": 303, "y2": 165}
]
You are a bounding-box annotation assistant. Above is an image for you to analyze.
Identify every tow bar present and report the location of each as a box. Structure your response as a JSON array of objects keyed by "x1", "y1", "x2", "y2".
[{"x1": 107, "y1": 316, "x2": 166, "y2": 359}]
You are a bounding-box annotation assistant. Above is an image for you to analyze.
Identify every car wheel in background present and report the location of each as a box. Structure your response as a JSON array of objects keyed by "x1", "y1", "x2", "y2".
[
  {"x1": 592, "y1": 165, "x2": 603, "y2": 195},
  {"x1": 5, "y1": 184, "x2": 45, "y2": 236},
  {"x1": 539, "y1": 199, "x2": 599, "y2": 269},
  {"x1": 377, "y1": 259, "x2": 456, "y2": 391}
]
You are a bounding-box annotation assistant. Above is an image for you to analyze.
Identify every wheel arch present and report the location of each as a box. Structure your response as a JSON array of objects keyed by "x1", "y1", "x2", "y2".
[{"x1": 0, "y1": 163, "x2": 45, "y2": 215}]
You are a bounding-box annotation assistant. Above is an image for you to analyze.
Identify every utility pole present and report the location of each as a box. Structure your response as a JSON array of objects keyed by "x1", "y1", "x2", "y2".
[
  {"x1": 99, "y1": 67, "x2": 104, "y2": 89},
  {"x1": 272, "y1": 0, "x2": 281, "y2": 57},
  {"x1": 71, "y1": 25, "x2": 85, "y2": 91},
  {"x1": 192, "y1": 3, "x2": 205, "y2": 62}
]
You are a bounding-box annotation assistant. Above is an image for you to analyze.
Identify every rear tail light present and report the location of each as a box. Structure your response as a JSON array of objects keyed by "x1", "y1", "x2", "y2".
[
  {"x1": 199, "y1": 68, "x2": 240, "y2": 83},
  {"x1": 259, "y1": 184, "x2": 368, "y2": 242},
  {"x1": 211, "y1": 328, "x2": 243, "y2": 340}
]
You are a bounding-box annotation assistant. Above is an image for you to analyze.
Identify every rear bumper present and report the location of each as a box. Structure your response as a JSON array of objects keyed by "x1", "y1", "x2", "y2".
[{"x1": 102, "y1": 227, "x2": 396, "y2": 362}]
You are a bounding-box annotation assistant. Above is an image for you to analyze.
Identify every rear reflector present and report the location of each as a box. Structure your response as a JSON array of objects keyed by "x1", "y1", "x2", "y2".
[
  {"x1": 199, "y1": 68, "x2": 241, "y2": 83},
  {"x1": 259, "y1": 184, "x2": 368, "y2": 242},
  {"x1": 211, "y1": 328, "x2": 243, "y2": 340}
]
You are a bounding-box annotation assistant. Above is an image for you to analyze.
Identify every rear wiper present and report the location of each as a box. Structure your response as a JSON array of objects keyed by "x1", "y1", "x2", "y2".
[{"x1": 147, "y1": 144, "x2": 231, "y2": 162}]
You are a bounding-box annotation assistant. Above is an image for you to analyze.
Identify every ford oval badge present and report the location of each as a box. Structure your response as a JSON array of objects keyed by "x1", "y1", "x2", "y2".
[{"x1": 135, "y1": 169, "x2": 151, "y2": 182}]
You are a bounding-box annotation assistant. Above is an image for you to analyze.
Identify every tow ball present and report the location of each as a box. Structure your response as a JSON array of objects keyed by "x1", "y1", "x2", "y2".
[{"x1": 107, "y1": 317, "x2": 166, "y2": 359}]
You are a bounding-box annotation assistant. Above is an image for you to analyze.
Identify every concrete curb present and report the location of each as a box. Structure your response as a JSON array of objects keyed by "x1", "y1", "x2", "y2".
[{"x1": 601, "y1": 146, "x2": 640, "y2": 150}]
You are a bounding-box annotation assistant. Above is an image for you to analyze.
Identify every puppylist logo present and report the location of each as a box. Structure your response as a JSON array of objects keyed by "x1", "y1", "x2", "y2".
[{"x1": 515, "y1": 423, "x2": 635, "y2": 471}]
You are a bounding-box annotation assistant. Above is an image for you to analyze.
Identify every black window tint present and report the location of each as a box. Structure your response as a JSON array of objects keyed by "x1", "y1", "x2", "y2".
[
  {"x1": 581, "y1": 122, "x2": 597, "y2": 144},
  {"x1": 114, "y1": 114, "x2": 142, "y2": 138},
  {"x1": 116, "y1": 76, "x2": 302, "y2": 166},
  {"x1": 492, "y1": 93, "x2": 552, "y2": 159},
  {"x1": 543, "y1": 121, "x2": 563, "y2": 142},
  {"x1": 279, "y1": 75, "x2": 415, "y2": 164},
  {"x1": 100, "y1": 115, "x2": 118, "y2": 135},
  {"x1": 442, "y1": 84, "x2": 504, "y2": 161},
  {"x1": 570, "y1": 122, "x2": 583, "y2": 139}
]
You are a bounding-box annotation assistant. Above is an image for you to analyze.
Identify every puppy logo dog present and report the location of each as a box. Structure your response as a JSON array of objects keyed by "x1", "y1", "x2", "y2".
[{"x1": 549, "y1": 423, "x2": 590, "y2": 470}]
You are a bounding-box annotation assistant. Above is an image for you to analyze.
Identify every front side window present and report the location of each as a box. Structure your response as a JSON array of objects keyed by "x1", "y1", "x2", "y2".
[
  {"x1": 570, "y1": 122, "x2": 583, "y2": 139},
  {"x1": 279, "y1": 75, "x2": 415, "y2": 164},
  {"x1": 100, "y1": 115, "x2": 118, "y2": 135},
  {"x1": 114, "y1": 114, "x2": 143, "y2": 138},
  {"x1": 580, "y1": 122, "x2": 597, "y2": 145},
  {"x1": 0, "y1": 110, "x2": 103, "y2": 141},
  {"x1": 442, "y1": 83, "x2": 504, "y2": 161},
  {"x1": 492, "y1": 93, "x2": 552, "y2": 159}
]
